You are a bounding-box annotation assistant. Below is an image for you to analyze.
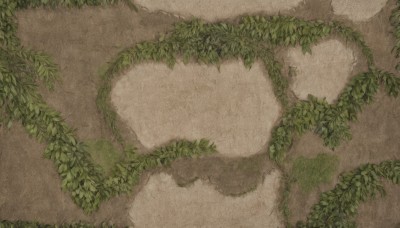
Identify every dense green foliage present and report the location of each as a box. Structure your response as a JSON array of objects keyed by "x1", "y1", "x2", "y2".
[
  {"x1": 297, "y1": 160, "x2": 400, "y2": 228},
  {"x1": 291, "y1": 153, "x2": 338, "y2": 192},
  {"x1": 269, "y1": 69, "x2": 400, "y2": 161},
  {"x1": 0, "y1": 1, "x2": 399, "y2": 226},
  {"x1": 0, "y1": 0, "x2": 216, "y2": 213},
  {"x1": 98, "y1": 15, "x2": 377, "y2": 145},
  {"x1": 0, "y1": 21, "x2": 215, "y2": 214}
]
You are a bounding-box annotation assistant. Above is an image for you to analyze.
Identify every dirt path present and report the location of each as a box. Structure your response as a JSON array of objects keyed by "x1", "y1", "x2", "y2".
[
  {"x1": 134, "y1": 0, "x2": 304, "y2": 21},
  {"x1": 1, "y1": 0, "x2": 398, "y2": 227},
  {"x1": 111, "y1": 61, "x2": 281, "y2": 157},
  {"x1": 285, "y1": 39, "x2": 357, "y2": 103},
  {"x1": 129, "y1": 171, "x2": 283, "y2": 228},
  {"x1": 331, "y1": 0, "x2": 388, "y2": 21}
]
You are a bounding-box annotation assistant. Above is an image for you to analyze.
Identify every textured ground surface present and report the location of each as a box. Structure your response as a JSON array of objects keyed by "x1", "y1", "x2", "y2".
[
  {"x1": 285, "y1": 39, "x2": 356, "y2": 103},
  {"x1": 129, "y1": 171, "x2": 283, "y2": 228},
  {"x1": 1, "y1": 0, "x2": 399, "y2": 227},
  {"x1": 331, "y1": 0, "x2": 388, "y2": 21},
  {"x1": 134, "y1": 0, "x2": 304, "y2": 21},
  {"x1": 111, "y1": 61, "x2": 281, "y2": 157}
]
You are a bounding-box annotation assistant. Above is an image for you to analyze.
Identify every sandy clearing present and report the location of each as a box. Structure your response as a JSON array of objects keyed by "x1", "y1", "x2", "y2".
[
  {"x1": 134, "y1": 0, "x2": 304, "y2": 21},
  {"x1": 286, "y1": 39, "x2": 356, "y2": 103},
  {"x1": 111, "y1": 61, "x2": 281, "y2": 157},
  {"x1": 331, "y1": 0, "x2": 388, "y2": 22},
  {"x1": 129, "y1": 171, "x2": 283, "y2": 228}
]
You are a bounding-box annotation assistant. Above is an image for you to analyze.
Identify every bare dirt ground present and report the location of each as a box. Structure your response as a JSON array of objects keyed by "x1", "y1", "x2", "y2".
[
  {"x1": 134, "y1": 0, "x2": 304, "y2": 21},
  {"x1": 332, "y1": 0, "x2": 388, "y2": 22},
  {"x1": 286, "y1": 1, "x2": 400, "y2": 226},
  {"x1": 0, "y1": 0, "x2": 399, "y2": 227},
  {"x1": 129, "y1": 171, "x2": 282, "y2": 228},
  {"x1": 111, "y1": 61, "x2": 281, "y2": 157},
  {"x1": 285, "y1": 39, "x2": 356, "y2": 103},
  {"x1": 1, "y1": 4, "x2": 179, "y2": 226}
]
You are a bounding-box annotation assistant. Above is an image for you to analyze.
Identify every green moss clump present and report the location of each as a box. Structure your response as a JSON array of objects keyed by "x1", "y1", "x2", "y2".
[
  {"x1": 85, "y1": 139, "x2": 121, "y2": 175},
  {"x1": 291, "y1": 153, "x2": 339, "y2": 192}
]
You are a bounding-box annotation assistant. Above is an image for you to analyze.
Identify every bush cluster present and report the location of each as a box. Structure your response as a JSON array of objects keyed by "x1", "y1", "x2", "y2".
[
  {"x1": 269, "y1": 69, "x2": 400, "y2": 162},
  {"x1": 98, "y1": 15, "x2": 377, "y2": 146},
  {"x1": 297, "y1": 160, "x2": 400, "y2": 228},
  {"x1": 0, "y1": 3, "x2": 399, "y2": 228}
]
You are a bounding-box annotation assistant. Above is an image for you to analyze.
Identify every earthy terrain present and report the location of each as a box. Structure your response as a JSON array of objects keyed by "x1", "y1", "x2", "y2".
[{"x1": 0, "y1": 0, "x2": 399, "y2": 227}]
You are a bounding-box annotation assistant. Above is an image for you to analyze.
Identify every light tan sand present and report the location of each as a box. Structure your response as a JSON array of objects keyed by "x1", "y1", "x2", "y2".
[
  {"x1": 129, "y1": 171, "x2": 283, "y2": 228},
  {"x1": 331, "y1": 0, "x2": 388, "y2": 22},
  {"x1": 134, "y1": 0, "x2": 304, "y2": 21},
  {"x1": 111, "y1": 61, "x2": 281, "y2": 157},
  {"x1": 286, "y1": 39, "x2": 356, "y2": 103}
]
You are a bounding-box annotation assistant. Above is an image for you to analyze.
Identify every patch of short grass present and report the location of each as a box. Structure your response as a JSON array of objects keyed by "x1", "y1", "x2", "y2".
[
  {"x1": 85, "y1": 139, "x2": 121, "y2": 175},
  {"x1": 291, "y1": 153, "x2": 339, "y2": 192}
]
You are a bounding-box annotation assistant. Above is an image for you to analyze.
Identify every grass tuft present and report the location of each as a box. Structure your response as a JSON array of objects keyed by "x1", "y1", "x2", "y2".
[
  {"x1": 291, "y1": 153, "x2": 339, "y2": 192},
  {"x1": 85, "y1": 139, "x2": 121, "y2": 175}
]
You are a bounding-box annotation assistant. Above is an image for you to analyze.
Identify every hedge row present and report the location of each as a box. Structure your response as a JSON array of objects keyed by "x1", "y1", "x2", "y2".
[
  {"x1": 1, "y1": 1, "x2": 400, "y2": 223},
  {"x1": 297, "y1": 160, "x2": 400, "y2": 228},
  {"x1": 0, "y1": 56, "x2": 216, "y2": 211},
  {"x1": 0, "y1": 0, "x2": 216, "y2": 213},
  {"x1": 269, "y1": 69, "x2": 400, "y2": 161},
  {"x1": 0, "y1": 25, "x2": 216, "y2": 213},
  {"x1": 97, "y1": 15, "x2": 375, "y2": 146}
]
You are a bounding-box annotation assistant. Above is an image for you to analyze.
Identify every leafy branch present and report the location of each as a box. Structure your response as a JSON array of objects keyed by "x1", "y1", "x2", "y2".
[
  {"x1": 269, "y1": 69, "x2": 400, "y2": 162},
  {"x1": 98, "y1": 16, "x2": 377, "y2": 145},
  {"x1": 297, "y1": 160, "x2": 400, "y2": 228}
]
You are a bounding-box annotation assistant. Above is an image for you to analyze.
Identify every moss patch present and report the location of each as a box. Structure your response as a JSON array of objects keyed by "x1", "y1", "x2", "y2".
[
  {"x1": 85, "y1": 139, "x2": 121, "y2": 175},
  {"x1": 291, "y1": 153, "x2": 338, "y2": 192}
]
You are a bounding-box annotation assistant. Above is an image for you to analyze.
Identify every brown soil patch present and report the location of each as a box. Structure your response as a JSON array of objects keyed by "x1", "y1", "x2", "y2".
[
  {"x1": 1, "y1": 0, "x2": 399, "y2": 227},
  {"x1": 332, "y1": 0, "x2": 388, "y2": 22},
  {"x1": 287, "y1": 2, "x2": 400, "y2": 226},
  {"x1": 111, "y1": 61, "x2": 281, "y2": 157},
  {"x1": 288, "y1": 90, "x2": 400, "y2": 226},
  {"x1": 168, "y1": 153, "x2": 276, "y2": 196},
  {"x1": 135, "y1": 0, "x2": 304, "y2": 21},
  {"x1": 0, "y1": 5, "x2": 178, "y2": 226},
  {"x1": 129, "y1": 171, "x2": 283, "y2": 228},
  {"x1": 286, "y1": 39, "x2": 356, "y2": 103}
]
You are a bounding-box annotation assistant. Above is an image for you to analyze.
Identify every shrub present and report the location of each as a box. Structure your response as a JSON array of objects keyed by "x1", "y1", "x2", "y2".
[{"x1": 297, "y1": 160, "x2": 400, "y2": 228}]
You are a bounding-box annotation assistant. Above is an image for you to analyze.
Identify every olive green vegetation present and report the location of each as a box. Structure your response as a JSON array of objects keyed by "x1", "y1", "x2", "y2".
[
  {"x1": 0, "y1": 1, "x2": 400, "y2": 228},
  {"x1": 85, "y1": 140, "x2": 121, "y2": 175},
  {"x1": 94, "y1": 15, "x2": 396, "y2": 226},
  {"x1": 297, "y1": 160, "x2": 400, "y2": 228},
  {"x1": 0, "y1": 0, "x2": 216, "y2": 213},
  {"x1": 291, "y1": 153, "x2": 339, "y2": 193},
  {"x1": 97, "y1": 15, "x2": 399, "y2": 163}
]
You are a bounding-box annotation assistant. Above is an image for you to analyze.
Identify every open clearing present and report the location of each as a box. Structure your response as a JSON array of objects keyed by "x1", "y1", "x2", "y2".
[
  {"x1": 111, "y1": 61, "x2": 281, "y2": 157},
  {"x1": 134, "y1": 0, "x2": 304, "y2": 21},
  {"x1": 331, "y1": 0, "x2": 388, "y2": 22},
  {"x1": 1, "y1": 0, "x2": 399, "y2": 227},
  {"x1": 129, "y1": 171, "x2": 283, "y2": 228},
  {"x1": 286, "y1": 39, "x2": 356, "y2": 103}
]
